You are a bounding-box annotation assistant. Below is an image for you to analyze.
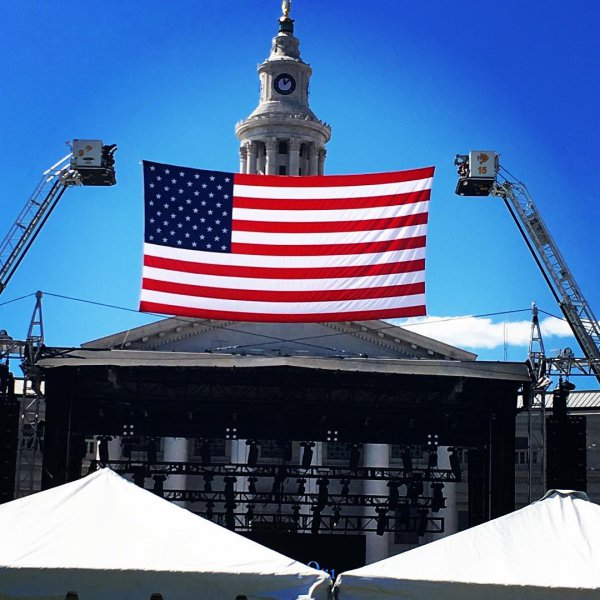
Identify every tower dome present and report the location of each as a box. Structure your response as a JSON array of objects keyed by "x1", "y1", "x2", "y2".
[{"x1": 235, "y1": 3, "x2": 331, "y2": 176}]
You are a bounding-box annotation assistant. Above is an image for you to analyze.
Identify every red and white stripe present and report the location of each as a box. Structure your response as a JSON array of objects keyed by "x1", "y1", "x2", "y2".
[{"x1": 141, "y1": 167, "x2": 433, "y2": 322}]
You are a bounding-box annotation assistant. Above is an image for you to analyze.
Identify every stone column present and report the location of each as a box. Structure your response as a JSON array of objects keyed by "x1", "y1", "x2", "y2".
[
  {"x1": 318, "y1": 147, "x2": 327, "y2": 175},
  {"x1": 363, "y1": 443, "x2": 390, "y2": 563},
  {"x1": 308, "y1": 143, "x2": 319, "y2": 175},
  {"x1": 163, "y1": 437, "x2": 188, "y2": 507},
  {"x1": 247, "y1": 142, "x2": 258, "y2": 174},
  {"x1": 289, "y1": 139, "x2": 300, "y2": 175},
  {"x1": 108, "y1": 436, "x2": 121, "y2": 462},
  {"x1": 239, "y1": 145, "x2": 248, "y2": 174},
  {"x1": 265, "y1": 139, "x2": 278, "y2": 175}
]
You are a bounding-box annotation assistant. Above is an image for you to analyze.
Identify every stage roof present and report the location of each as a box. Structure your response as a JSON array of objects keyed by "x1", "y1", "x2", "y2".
[{"x1": 37, "y1": 348, "x2": 530, "y2": 382}]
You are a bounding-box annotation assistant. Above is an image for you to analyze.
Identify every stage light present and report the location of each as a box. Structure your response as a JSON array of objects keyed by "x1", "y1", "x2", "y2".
[
  {"x1": 246, "y1": 440, "x2": 259, "y2": 467},
  {"x1": 317, "y1": 477, "x2": 329, "y2": 510},
  {"x1": 296, "y1": 478, "x2": 306, "y2": 495},
  {"x1": 388, "y1": 480, "x2": 400, "y2": 510},
  {"x1": 417, "y1": 508, "x2": 429, "y2": 537},
  {"x1": 132, "y1": 467, "x2": 146, "y2": 488},
  {"x1": 203, "y1": 473, "x2": 214, "y2": 493},
  {"x1": 152, "y1": 474, "x2": 166, "y2": 497},
  {"x1": 407, "y1": 474, "x2": 423, "y2": 503},
  {"x1": 340, "y1": 478, "x2": 350, "y2": 498},
  {"x1": 427, "y1": 448, "x2": 438, "y2": 471},
  {"x1": 245, "y1": 503, "x2": 255, "y2": 527},
  {"x1": 401, "y1": 447, "x2": 413, "y2": 477},
  {"x1": 349, "y1": 444, "x2": 361, "y2": 470},
  {"x1": 248, "y1": 476, "x2": 258, "y2": 495},
  {"x1": 449, "y1": 447, "x2": 461, "y2": 481},
  {"x1": 224, "y1": 476, "x2": 237, "y2": 506},
  {"x1": 225, "y1": 504, "x2": 236, "y2": 530},
  {"x1": 332, "y1": 505, "x2": 342, "y2": 528},
  {"x1": 431, "y1": 482, "x2": 445, "y2": 512},
  {"x1": 301, "y1": 442, "x2": 315, "y2": 468},
  {"x1": 376, "y1": 507, "x2": 388, "y2": 536},
  {"x1": 311, "y1": 506, "x2": 321, "y2": 534}
]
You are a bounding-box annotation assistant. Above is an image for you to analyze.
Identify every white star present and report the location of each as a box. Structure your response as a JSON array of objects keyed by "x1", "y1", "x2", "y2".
[
  {"x1": 186, "y1": 199, "x2": 192, "y2": 204},
  {"x1": 185, "y1": 216, "x2": 191, "y2": 221},
  {"x1": 192, "y1": 242, "x2": 197, "y2": 247},
  {"x1": 171, "y1": 213, "x2": 176, "y2": 218},
  {"x1": 224, "y1": 177, "x2": 230, "y2": 182},
  {"x1": 149, "y1": 183, "x2": 155, "y2": 188},
  {"x1": 155, "y1": 194, "x2": 161, "y2": 199},
  {"x1": 223, "y1": 194, "x2": 229, "y2": 199},
  {"x1": 187, "y1": 181, "x2": 193, "y2": 187},
  {"x1": 149, "y1": 200, "x2": 154, "y2": 206},
  {"x1": 193, "y1": 208, "x2": 199, "y2": 213},
  {"x1": 163, "y1": 221, "x2": 168, "y2": 226},
  {"x1": 209, "y1": 176, "x2": 215, "y2": 181},
  {"x1": 194, "y1": 174, "x2": 200, "y2": 179},
  {"x1": 177, "y1": 240, "x2": 183, "y2": 245},
  {"x1": 150, "y1": 218, "x2": 155, "y2": 223},
  {"x1": 221, "y1": 245, "x2": 227, "y2": 251},
  {"x1": 208, "y1": 210, "x2": 213, "y2": 215},
  {"x1": 177, "y1": 223, "x2": 183, "y2": 228},
  {"x1": 201, "y1": 201, "x2": 207, "y2": 206},
  {"x1": 171, "y1": 179, "x2": 176, "y2": 184},
  {"x1": 216, "y1": 202, "x2": 222, "y2": 208},
  {"x1": 215, "y1": 219, "x2": 221, "y2": 224},
  {"x1": 179, "y1": 171, "x2": 185, "y2": 177},
  {"x1": 192, "y1": 225, "x2": 198, "y2": 230},
  {"x1": 222, "y1": 211, "x2": 228, "y2": 216},
  {"x1": 178, "y1": 206, "x2": 184, "y2": 211},
  {"x1": 156, "y1": 210, "x2": 162, "y2": 216},
  {"x1": 185, "y1": 233, "x2": 190, "y2": 238},
  {"x1": 206, "y1": 243, "x2": 212, "y2": 248},
  {"x1": 217, "y1": 185, "x2": 222, "y2": 190},
  {"x1": 178, "y1": 189, "x2": 184, "y2": 194},
  {"x1": 170, "y1": 196, "x2": 176, "y2": 201},
  {"x1": 202, "y1": 183, "x2": 207, "y2": 188},
  {"x1": 150, "y1": 165, "x2": 156, "y2": 171},
  {"x1": 157, "y1": 227, "x2": 162, "y2": 233},
  {"x1": 149, "y1": 235, "x2": 154, "y2": 240},
  {"x1": 156, "y1": 176, "x2": 162, "y2": 181},
  {"x1": 164, "y1": 203, "x2": 169, "y2": 208},
  {"x1": 164, "y1": 186, "x2": 170, "y2": 191},
  {"x1": 222, "y1": 228, "x2": 228, "y2": 233},
  {"x1": 208, "y1": 193, "x2": 214, "y2": 198},
  {"x1": 170, "y1": 230, "x2": 175, "y2": 235},
  {"x1": 163, "y1": 237, "x2": 168, "y2": 243},
  {"x1": 194, "y1": 191, "x2": 200, "y2": 196},
  {"x1": 165, "y1": 169, "x2": 170, "y2": 174},
  {"x1": 207, "y1": 227, "x2": 213, "y2": 232},
  {"x1": 200, "y1": 234, "x2": 205, "y2": 240},
  {"x1": 200, "y1": 218, "x2": 206, "y2": 223}
]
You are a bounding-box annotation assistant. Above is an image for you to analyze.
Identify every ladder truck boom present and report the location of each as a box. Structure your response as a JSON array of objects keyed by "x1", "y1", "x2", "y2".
[
  {"x1": 454, "y1": 151, "x2": 600, "y2": 383},
  {"x1": 0, "y1": 140, "x2": 117, "y2": 295}
]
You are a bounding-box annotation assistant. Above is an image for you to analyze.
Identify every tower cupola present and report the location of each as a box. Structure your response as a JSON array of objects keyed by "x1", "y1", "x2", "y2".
[{"x1": 235, "y1": 1, "x2": 331, "y2": 176}]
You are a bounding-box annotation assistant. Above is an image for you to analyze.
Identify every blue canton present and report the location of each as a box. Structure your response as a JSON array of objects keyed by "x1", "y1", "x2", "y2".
[{"x1": 143, "y1": 161, "x2": 234, "y2": 252}]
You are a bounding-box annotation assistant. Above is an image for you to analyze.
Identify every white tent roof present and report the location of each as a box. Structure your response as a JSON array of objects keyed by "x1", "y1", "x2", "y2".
[
  {"x1": 0, "y1": 468, "x2": 331, "y2": 600},
  {"x1": 336, "y1": 490, "x2": 600, "y2": 600}
]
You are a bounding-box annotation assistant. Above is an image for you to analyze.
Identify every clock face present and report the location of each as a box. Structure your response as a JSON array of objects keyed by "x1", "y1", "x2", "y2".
[{"x1": 273, "y1": 73, "x2": 296, "y2": 95}]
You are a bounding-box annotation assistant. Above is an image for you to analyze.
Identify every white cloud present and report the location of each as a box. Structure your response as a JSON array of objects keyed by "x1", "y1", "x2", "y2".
[{"x1": 391, "y1": 315, "x2": 574, "y2": 350}]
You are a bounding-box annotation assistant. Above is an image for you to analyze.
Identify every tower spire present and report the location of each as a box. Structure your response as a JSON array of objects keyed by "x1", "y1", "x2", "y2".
[{"x1": 280, "y1": 0, "x2": 294, "y2": 33}]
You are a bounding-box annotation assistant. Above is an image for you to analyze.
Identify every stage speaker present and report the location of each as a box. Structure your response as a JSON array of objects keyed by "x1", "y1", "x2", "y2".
[
  {"x1": 0, "y1": 366, "x2": 18, "y2": 503},
  {"x1": 547, "y1": 415, "x2": 586, "y2": 492}
]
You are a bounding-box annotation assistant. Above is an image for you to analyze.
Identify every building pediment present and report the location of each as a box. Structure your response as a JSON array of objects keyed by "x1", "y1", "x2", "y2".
[{"x1": 82, "y1": 318, "x2": 476, "y2": 361}]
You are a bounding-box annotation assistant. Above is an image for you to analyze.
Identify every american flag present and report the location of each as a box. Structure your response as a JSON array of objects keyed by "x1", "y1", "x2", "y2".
[{"x1": 141, "y1": 161, "x2": 433, "y2": 322}]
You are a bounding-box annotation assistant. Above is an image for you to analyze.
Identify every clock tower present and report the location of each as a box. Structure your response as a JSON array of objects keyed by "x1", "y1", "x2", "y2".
[{"x1": 235, "y1": 4, "x2": 331, "y2": 176}]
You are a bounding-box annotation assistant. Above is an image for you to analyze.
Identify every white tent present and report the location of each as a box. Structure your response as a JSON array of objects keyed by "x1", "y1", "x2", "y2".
[
  {"x1": 336, "y1": 490, "x2": 600, "y2": 599},
  {"x1": 0, "y1": 468, "x2": 331, "y2": 600}
]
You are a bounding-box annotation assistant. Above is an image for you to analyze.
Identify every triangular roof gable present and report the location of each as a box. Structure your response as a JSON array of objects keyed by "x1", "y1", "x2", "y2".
[
  {"x1": 83, "y1": 318, "x2": 476, "y2": 361},
  {"x1": 337, "y1": 490, "x2": 600, "y2": 595}
]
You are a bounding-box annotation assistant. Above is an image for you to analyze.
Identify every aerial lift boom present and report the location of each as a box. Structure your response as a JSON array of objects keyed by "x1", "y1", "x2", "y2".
[
  {"x1": 0, "y1": 139, "x2": 117, "y2": 295},
  {"x1": 454, "y1": 151, "x2": 600, "y2": 384}
]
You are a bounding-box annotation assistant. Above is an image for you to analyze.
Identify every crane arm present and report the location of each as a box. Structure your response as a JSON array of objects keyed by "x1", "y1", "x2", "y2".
[
  {"x1": 0, "y1": 140, "x2": 117, "y2": 296},
  {"x1": 455, "y1": 151, "x2": 600, "y2": 383},
  {"x1": 0, "y1": 154, "x2": 76, "y2": 294}
]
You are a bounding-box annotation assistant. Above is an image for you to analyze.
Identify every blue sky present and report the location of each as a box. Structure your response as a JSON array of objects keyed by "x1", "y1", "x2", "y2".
[{"x1": 1, "y1": 1, "x2": 598, "y2": 384}]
